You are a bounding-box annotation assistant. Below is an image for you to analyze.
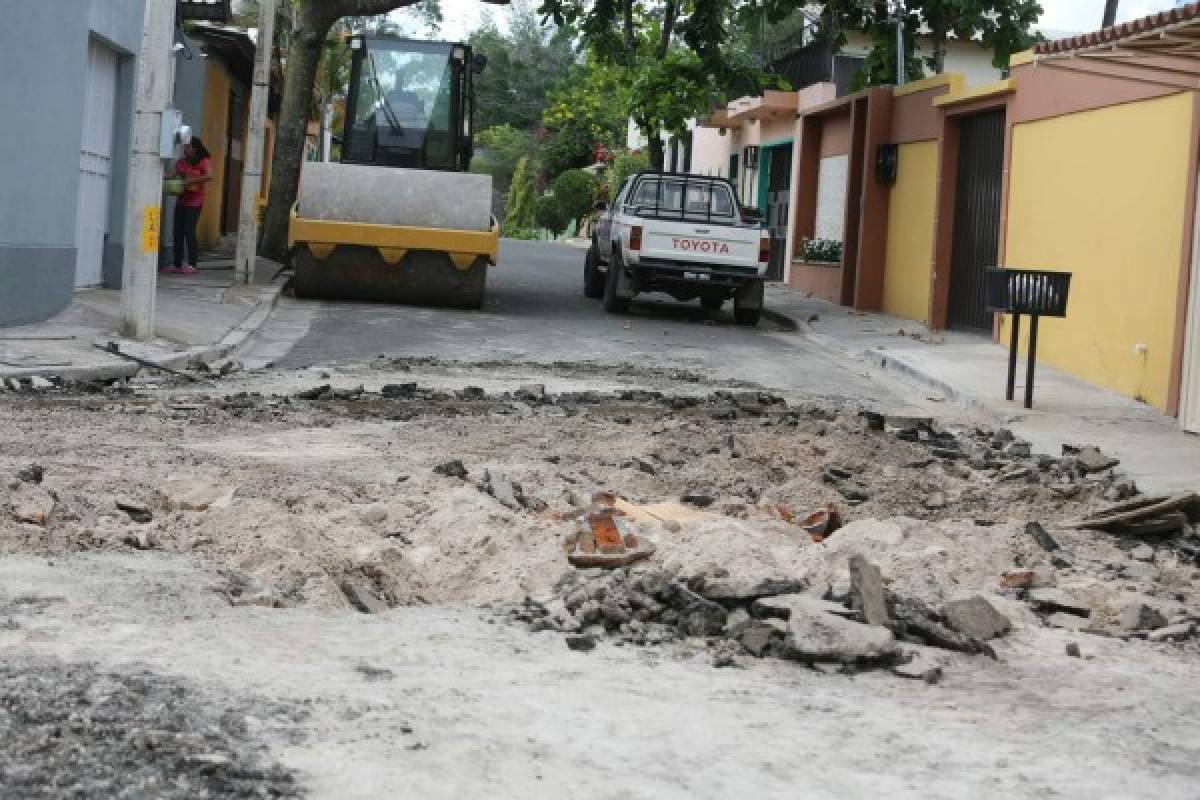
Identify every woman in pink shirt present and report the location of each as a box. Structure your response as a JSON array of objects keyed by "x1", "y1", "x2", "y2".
[{"x1": 164, "y1": 138, "x2": 212, "y2": 275}]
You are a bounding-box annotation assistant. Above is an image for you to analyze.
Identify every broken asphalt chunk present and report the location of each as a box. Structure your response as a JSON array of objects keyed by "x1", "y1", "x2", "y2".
[
  {"x1": 433, "y1": 459, "x2": 469, "y2": 480},
  {"x1": 1025, "y1": 521, "x2": 1060, "y2": 552},
  {"x1": 294, "y1": 384, "x2": 331, "y2": 400}
]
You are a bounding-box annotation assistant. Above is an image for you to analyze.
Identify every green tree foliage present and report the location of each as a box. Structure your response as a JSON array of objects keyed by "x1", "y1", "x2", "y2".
[
  {"x1": 537, "y1": 61, "x2": 626, "y2": 179},
  {"x1": 503, "y1": 156, "x2": 537, "y2": 235},
  {"x1": 469, "y1": 0, "x2": 578, "y2": 132},
  {"x1": 551, "y1": 169, "x2": 598, "y2": 231},
  {"x1": 802, "y1": 1, "x2": 1042, "y2": 87},
  {"x1": 605, "y1": 149, "x2": 650, "y2": 200},
  {"x1": 473, "y1": 125, "x2": 535, "y2": 188},
  {"x1": 535, "y1": 194, "x2": 571, "y2": 238},
  {"x1": 538, "y1": 0, "x2": 768, "y2": 169}
]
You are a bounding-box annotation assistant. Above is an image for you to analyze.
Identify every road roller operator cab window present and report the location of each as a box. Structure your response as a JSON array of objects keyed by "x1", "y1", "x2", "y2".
[{"x1": 343, "y1": 36, "x2": 477, "y2": 171}]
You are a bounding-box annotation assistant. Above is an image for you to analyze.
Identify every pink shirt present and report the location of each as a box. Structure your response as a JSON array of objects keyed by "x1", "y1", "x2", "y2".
[{"x1": 175, "y1": 157, "x2": 211, "y2": 209}]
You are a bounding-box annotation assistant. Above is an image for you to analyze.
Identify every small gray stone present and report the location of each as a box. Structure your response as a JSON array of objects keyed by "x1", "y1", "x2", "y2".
[
  {"x1": 848, "y1": 556, "x2": 889, "y2": 626},
  {"x1": 1147, "y1": 622, "x2": 1195, "y2": 642},
  {"x1": 724, "y1": 608, "x2": 752, "y2": 635},
  {"x1": 339, "y1": 581, "x2": 387, "y2": 614},
  {"x1": 565, "y1": 634, "x2": 597, "y2": 652},
  {"x1": 891, "y1": 651, "x2": 942, "y2": 684},
  {"x1": 1076, "y1": 446, "x2": 1119, "y2": 474},
  {"x1": 1120, "y1": 602, "x2": 1167, "y2": 632},
  {"x1": 923, "y1": 492, "x2": 948, "y2": 510},
  {"x1": 482, "y1": 468, "x2": 521, "y2": 511},
  {"x1": 29, "y1": 376, "x2": 54, "y2": 390},
  {"x1": 738, "y1": 622, "x2": 783, "y2": 657},
  {"x1": 698, "y1": 577, "x2": 807, "y2": 604},
  {"x1": 1130, "y1": 545, "x2": 1155, "y2": 562},
  {"x1": 943, "y1": 595, "x2": 1011, "y2": 640},
  {"x1": 1065, "y1": 642, "x2": 1082, "y2": 658}
]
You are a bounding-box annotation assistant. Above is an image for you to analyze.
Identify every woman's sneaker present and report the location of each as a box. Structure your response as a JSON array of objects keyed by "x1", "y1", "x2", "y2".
[{"x1": 180, "y1": 266, "x2": 198, "y2": 275}]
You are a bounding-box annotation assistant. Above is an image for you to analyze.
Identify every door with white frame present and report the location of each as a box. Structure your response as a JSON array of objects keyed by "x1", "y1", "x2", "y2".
[{"x1": 75, "y1": 38, "x2": 119, "y2": 288}]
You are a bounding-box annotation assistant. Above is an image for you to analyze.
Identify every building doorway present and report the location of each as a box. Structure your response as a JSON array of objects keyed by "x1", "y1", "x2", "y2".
[
  {"x1": 765, "y1": 143, "x2": 792, "y2": 282},
  {"x1": 75, "y1": 38, "x2": 119, "y2": 288},
  {"x1": 948, "y1": 110, "x2": 1005, "y2": 331}
]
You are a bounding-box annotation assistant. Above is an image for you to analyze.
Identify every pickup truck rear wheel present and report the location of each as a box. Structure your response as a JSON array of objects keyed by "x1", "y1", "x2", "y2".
[
  {"x1": 734, "y1": 280, "x2": 764, "y2": 326},
  {"x1": 583, "y1": 244, "x2": 605, "y2": 299},
  {"x1": 603, "y1": 253, "x2": 631, "y2": 314},
  {"x1": 734, "y1": 307, "x2": 761, "y2": 326}
]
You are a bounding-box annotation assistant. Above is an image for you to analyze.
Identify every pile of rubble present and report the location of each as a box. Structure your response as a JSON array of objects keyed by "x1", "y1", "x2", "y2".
[{"x1": 503, "y1": 557, "x2": 1018, "y2": 681}]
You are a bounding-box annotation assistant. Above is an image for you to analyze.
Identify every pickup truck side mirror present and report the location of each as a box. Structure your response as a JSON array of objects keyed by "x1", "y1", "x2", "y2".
[{"x1": 594, "y1": 201, "x2": 609, "y2": 212}]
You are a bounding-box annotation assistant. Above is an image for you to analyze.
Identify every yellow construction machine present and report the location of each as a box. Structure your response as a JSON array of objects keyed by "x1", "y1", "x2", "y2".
[{"x1": 289, "y1": 35, "x2": 497, "y2": 308}]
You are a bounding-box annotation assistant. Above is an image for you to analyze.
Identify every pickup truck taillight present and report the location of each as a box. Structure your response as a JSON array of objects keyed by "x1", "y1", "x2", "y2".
[
  {"x1": 629, "y1": 226, "x2": 643, "y2": 252},
  {"x1": 759, "y1": 237, "x2": 770, "y2": 264}
]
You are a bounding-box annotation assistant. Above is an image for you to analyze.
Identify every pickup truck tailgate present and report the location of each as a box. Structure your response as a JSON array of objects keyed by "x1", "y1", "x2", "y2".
[{"x1": 640, "y1": 220, "x2": 760, "y2": 269}]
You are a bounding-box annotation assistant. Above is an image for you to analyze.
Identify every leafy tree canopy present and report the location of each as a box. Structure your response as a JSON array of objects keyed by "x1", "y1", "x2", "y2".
[
  {"x1": 537, "y1": 0, "x2": 771, "y2": 167},
  {"x1": 469, "y1": 0, "x2": 578, "y2": 132}
]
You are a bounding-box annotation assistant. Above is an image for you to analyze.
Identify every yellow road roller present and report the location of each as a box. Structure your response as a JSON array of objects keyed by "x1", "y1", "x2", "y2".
[{"x1": 289, "y1": 35, "x2": 498, "y2": 309}]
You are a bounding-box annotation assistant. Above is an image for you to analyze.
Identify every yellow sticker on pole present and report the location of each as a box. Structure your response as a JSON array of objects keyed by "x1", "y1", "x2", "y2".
[{"x1": 142, "y1": 206, "x2": 161, "y2": 254}]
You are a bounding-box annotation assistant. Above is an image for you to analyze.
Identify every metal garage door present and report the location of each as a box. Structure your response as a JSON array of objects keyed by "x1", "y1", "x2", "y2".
[
  {"x1": 948, "y1": 110, "x2": 1005, "y2": 331},
  {"x1": 75, "y1": 38, "x2": 119, "y2": 288}
]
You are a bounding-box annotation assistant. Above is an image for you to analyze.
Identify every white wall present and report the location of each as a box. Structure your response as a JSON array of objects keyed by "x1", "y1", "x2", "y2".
[
  {"x1": 690, "y1": 126, "x2": 731, "y2": 177},
  {"x1": 813, "y1": 155, "x2": 848, "y2": 243},
  {"x1": 840, "y1": 30, "x2": 1003, "y2": 87}
]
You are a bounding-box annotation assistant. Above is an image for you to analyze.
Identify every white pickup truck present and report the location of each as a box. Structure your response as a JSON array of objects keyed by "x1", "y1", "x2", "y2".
[{"x1": 586, "y1": 172, "x2": 770, "y2": 325}]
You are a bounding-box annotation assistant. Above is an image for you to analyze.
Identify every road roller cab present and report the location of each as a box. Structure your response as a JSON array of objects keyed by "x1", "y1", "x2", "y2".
[{"x1": 288, "y1": 35, "x2": 498, "y2": 309}]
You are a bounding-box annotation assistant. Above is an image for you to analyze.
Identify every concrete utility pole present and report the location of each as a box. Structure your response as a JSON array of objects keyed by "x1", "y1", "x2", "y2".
[
  {"x1": 894, "y1": 1, "x2": 906, "y2": 86},
  {"x1": 120, "y1": 0, "x2": 175, "y2": 340},
  {"x1": 1102, "y1": 0, "x2": 1120, "y2": 29},
  {"x1": 234, "y1": 0, "x2": 277, "y2": 285}
]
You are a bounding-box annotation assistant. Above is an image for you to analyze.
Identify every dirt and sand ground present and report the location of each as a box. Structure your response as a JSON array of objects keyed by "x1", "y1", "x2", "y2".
[{"x1": 1, "y1": 358, "x2": 1198, "y2": 797}]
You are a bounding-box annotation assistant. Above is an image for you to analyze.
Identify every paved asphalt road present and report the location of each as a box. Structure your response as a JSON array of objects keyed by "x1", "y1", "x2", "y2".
[{"x1": 245, "y1": 239, "x2": 920, "y2": 408}]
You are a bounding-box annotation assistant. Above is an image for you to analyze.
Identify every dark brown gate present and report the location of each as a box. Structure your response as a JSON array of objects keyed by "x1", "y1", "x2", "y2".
[
  {"x1": 766, "y1": 144, "x2": 792, "y2": 282},
  {"x1": 221, "y1": 89, "x2": 246, "y2": 235},
  {"x1": 948, "y1": 110, "x2": 1005, "y2": 331}
]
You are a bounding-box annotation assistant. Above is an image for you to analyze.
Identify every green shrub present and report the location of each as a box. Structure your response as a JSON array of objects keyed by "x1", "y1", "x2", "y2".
[
  {"x1": 535, "y1": 194, "x2": 570, "y2": 238},
  {"x1": 552, "y1": 170, "x2": 598, "y2": 231}
]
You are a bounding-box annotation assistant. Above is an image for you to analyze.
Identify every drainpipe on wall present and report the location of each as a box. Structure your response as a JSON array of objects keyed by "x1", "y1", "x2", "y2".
[
  {"x1": 234, "y1": 0, "x2": 276, "y2": 286},
  {"x1": 120, "y1": 0, "x2": 176, "y2": 340}
]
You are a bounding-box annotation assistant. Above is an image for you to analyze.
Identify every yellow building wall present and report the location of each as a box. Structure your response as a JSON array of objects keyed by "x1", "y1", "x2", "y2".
[
  {"x1": 882, "y1": 141, "x2": 938, "y2": 324},
  {"x1": 198, "y1": 62, "x2": 232, "y2": 248},
  {"x1": 1003, "y1": 91, "x2": 1194, "y2": 410}
]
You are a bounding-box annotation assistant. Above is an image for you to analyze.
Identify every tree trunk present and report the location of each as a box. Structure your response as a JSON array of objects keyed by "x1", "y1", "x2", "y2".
[
  {"x1": 931, "y1": 20, "x2": 947, "y2": 75},
  {"x1": 260, "y1": 1, "x2": 334, "y2": 262},
  {"x1": 1102, "y1": 0, "x2": 1119, "y2": 28},
  {"x1": 648, "y1": 136, "x2": 665, "y2": 171}
]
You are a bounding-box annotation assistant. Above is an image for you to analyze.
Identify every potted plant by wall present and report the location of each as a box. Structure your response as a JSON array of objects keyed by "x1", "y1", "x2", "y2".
[{"x1": 799, "y1": 238, "x2": 842, "y2": 266}]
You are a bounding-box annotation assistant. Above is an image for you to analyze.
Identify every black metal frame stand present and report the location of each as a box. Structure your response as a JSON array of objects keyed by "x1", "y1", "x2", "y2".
[{"x1": 1005, "y1": 313, "x2": 1040, "y2": 409}]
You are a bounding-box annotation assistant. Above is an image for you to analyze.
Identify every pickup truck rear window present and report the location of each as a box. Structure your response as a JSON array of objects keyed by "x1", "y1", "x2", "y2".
[{"x1": 628, "y1": 177, "x2": 736, "y2": 221}]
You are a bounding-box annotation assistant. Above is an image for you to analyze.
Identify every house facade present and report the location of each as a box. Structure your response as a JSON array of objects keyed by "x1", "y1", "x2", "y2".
[
  {"x1": 690, "y1": 3, "x2": 1200, "y2": 428},
  {"x1": 0, "y1": 0, "x2": 147, "y2": 326}
]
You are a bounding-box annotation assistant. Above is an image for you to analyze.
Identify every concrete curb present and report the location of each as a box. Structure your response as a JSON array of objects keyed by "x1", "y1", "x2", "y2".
[
  {"x1": 1, "y1": 276, "x2": 286, "y2": 385},
  {"x1": 796, "y1": 320, "x2": 1001, "y2": 421},
  {"x1": 761, "y1": 308, "x2": 800, "y2": 333}
]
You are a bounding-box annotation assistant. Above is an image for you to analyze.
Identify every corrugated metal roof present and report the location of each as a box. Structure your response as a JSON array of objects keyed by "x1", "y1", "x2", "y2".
[{"x1": 1036, "y1": 2, "x2": 1200, "y2": 55}]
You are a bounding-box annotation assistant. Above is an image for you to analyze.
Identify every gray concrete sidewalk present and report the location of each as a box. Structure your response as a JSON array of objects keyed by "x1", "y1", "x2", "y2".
[
  {"x1": 765, "y1": 284, "x2": 1200, "y2": 495},
  {"x1": 0, "y1": 252, "x2": 286, "y2": 383}
]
